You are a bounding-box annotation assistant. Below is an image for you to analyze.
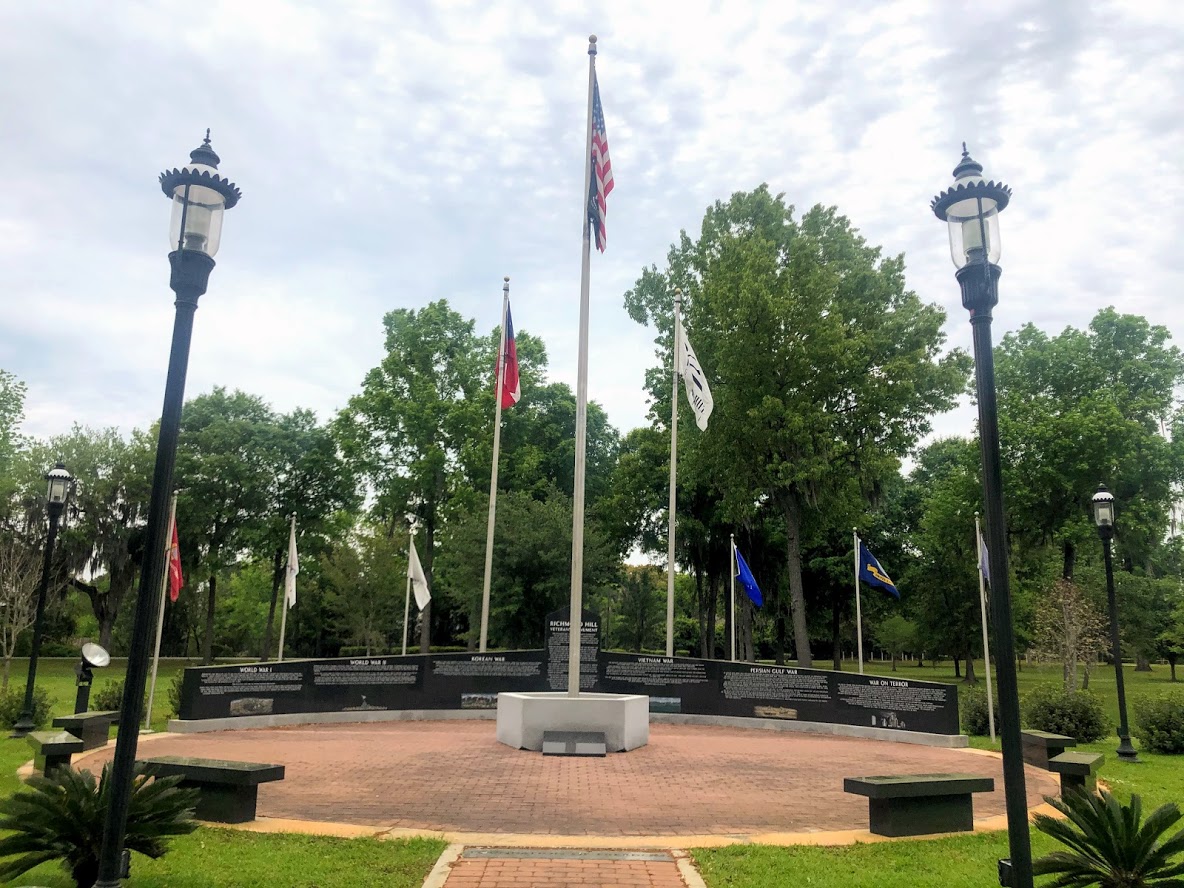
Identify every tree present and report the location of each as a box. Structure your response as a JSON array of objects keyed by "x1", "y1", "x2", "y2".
[
  {"x1": 875, "y1": 614, "x2": 917, "y2": 672},
  {"x1": 433, "y1": 487, "x2": 619, "y2": 649},
  {"x1": 1031, "y1": 578, "x2": 1109, "y2": 693},
  {"x1": 23, "y1": 427, "x2": 154, "y2": 650},
  {"x1": 335, "y1": 301, "x2": 485, "y2": 652},
  {"x1": 905, "y1": 438, "x2": 986, "y2": 683},
  {"x1": 624, "y1": 188, "x2": 968, "y2": 666},
  {"x1": 174, "y1": 389, "x2": 279, "y2": 664},
  {"x1": 0, "y1": 369, "x2": 27, "y2": 508},
  {"x1": 995, "y1": 309, "x2": 1184, "y2": 582},
  {"x1": 321, "y1": 523, "x2": 404, "y2": 655},
  {"x1": 0, "y1": 530, "x2": 39, "y2": 689},
  {"x1": 254, "y1": 409, "x2": 358, "y2": 660},
  {"x1": 617, "y1": 565, "x2": 666, "y2": 652}
]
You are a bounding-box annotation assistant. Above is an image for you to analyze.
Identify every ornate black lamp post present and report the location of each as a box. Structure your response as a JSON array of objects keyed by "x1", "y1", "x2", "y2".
[
  {"x1": 11, "y1": 462, "x2": 72, "y2": 737},
  {"x1": 93, "y1": 133, "x2": 241, "y2": 888},
  {"x1": 1091, "y1": 483, "x2": 1139, "y2": 762},
  {"x1": 932, "y1": 145, "x2": 1032, "y2": 888}
]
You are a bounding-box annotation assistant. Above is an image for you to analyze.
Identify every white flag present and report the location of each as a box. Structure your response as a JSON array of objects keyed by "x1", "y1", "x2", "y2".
[
  {"x1": 285, "y1": 515, "x2": 299, "y2": 609},
  {"x1": 408, "y1": 537, "x2": 431, "y2": 610},
  {"x1": 677, "y1": 315, "x2": 714, "y2": 430}
]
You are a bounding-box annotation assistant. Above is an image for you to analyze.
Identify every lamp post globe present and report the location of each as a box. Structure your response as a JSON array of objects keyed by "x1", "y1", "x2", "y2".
[
  {"x1": 1092, "y1": 483, "x2": 1139, "y2": 762},
  {"x1": 932, "y1": 146, "x2": 1032, "y2": 888},
  {"x1": 11, "y1": 462, "x2": 72, "y2": 737},
  {"x1": 93, "y1": 134, "x2": 241, "y2": 888}
]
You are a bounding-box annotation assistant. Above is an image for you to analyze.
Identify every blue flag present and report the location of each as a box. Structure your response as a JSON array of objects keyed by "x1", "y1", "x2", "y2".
[
  {"x1": 858, "y1": 541, "x2": 899, "y2": 599},
  {"x1": 734, "y1": 547, "x2": 763, "y2": 608}
]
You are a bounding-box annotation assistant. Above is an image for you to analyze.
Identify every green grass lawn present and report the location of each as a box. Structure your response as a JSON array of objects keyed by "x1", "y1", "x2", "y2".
[{"x1": 695, "y1": 658, "x2": 1184, "y2": 887}]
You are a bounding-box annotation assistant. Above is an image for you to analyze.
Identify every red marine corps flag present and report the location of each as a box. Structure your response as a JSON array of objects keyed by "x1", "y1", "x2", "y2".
[
  {"x1": 168, "y1": 518, "x2": 183, "y2": 602},
  {"x1": 497, "y1": 302, "x2": 521, "y2": 408}
]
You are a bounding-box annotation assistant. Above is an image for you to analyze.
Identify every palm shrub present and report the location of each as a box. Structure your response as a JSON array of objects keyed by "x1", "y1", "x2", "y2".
[
  {"x1": 0, "y1": 762, "x2": 199, "y2": 888},
  {"x1": 1033, "y1": 789, "x2": 1184, "y2": 887}
]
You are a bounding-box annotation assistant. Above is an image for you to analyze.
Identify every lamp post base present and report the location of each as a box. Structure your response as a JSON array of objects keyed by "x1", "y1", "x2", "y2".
[
  {"x1": 1117, "y1": 733, "x2": 1140, "y2": 763},
  {"x1": 9, "y1": 715, "x2": 35, "y2": 738}
]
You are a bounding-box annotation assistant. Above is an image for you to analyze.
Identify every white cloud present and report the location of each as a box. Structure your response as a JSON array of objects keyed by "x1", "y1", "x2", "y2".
[{"x1": 0, "y1": 0, "x2": 1181, "y2": 467}]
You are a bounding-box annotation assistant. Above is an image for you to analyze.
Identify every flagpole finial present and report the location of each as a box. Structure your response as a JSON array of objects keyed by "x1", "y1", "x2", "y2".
[{"x1": 588, "y1": 34, "x2": 597, "y2": 55}]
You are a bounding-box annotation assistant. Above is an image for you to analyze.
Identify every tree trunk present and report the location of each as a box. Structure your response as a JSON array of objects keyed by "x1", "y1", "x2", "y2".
[
  {"x1": 98, "y1": 615, "x2": 115, "y2": 652},
  {"x1": 953, "y1": 656, "x2": 961, "y2": 678},
  {"x1": 1, "y1": 655, "x2": 9, "y2": 691},
  {"x1": 260, "y1": 546, "x2": 284, "y2": 660},
  {"x1": 1169, "y1": 654, "x2": 1178, "y2": 681},
  {"x1": 773, "y1": 606, "x2": 786, "y2": 666},
  {"x1": 783, "y1": 493, "x2": 811, "y2": 667},
  {"x1": 891, "y1": 653, "x2": 897, "y2": 671},
  {"x1": 1062, "y1": 539, "x2": 1076, "y2": 582},
  {"x1": 1135, "y1": 653, "x2": 1152, "y2": 672},
  {"x1": 740, "y1": 595, "x2": 754, "y2": 662},
  {"x1": 202, "y1": 573, "x2": 217, "y2": 665},
  {"x1": 964, "y1": 649, "x2": 977, "y2": 684},
  {"x1": 695, "y1": 565, "x2": 709, "y2": 658},
  {"x1": 706, "y1": 576, "x2": 719, "y2": 659},
  {"x1": 831, "y1": 596, "x2": 842, "y2": 671}
]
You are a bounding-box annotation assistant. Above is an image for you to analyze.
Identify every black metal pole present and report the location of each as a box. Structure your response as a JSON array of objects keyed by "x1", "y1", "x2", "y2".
[
  {"x1": 11, "y1": 504, "x2": 64, "y2": 736},
  {"x1": 1101, "y1": 530, "x2": 1139, "y2": 762},
  {"x1": 93, "y1": 249, "x2": 214, "y2": 888},
  {"x1": 959, "y1": 261, "x2": 1034, "y2": 888}
]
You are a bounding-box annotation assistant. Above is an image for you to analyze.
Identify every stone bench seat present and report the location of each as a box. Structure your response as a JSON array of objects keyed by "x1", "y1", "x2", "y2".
[
  {"x1": 138, "y1": 755, "x2": 285, "y2": 823},
  {"x1": 52, "y1": 710, "x2": 119, "y2": 751},
  {"x1": 843, "y1": 773, "x2": 995, "y2": 837},
  {"x1": 1021, "y1": 730, "x2": 1076, "y2": 769},
  {"x1": 27, "y1": 730, "x2": 85, "y2": 776},
  {"x1": 1048, "y1": 751, "x2": 1104, "y2": 795}
]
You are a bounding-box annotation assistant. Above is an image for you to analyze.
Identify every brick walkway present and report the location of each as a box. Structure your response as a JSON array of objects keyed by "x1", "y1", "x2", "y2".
[
  {"x1": 82, "y1": 721, "x2": 1055, "y2": 838},
  {"x1": 442, "y1": 849, "x2": 689, "y2": 888}
]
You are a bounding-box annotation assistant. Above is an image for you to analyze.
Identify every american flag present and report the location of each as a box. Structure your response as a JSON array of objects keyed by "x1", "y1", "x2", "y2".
[{"x1": 588, "y1": 72, "x2": 614, "y2": 252}]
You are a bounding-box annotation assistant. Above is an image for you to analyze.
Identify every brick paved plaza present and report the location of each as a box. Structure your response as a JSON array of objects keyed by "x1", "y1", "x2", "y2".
[{"x1": 83, "y1": 721, "x2": 1054, "y2": 838}]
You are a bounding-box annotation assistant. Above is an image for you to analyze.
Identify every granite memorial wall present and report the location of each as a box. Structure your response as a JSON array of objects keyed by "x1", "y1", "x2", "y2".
[{"x1": 178, "y1": 609, "x2": 958, "y2": 735}]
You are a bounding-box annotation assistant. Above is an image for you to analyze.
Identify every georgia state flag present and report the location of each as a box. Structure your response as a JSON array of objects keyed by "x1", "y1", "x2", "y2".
[{"x1": 499, "y1": 303, "x2": 521, "y2": 408}]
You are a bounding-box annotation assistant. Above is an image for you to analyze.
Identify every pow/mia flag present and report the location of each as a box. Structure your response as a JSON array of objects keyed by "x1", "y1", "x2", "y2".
[{"x1": 676, "y1": 314, "x2": 714, "y2": 430}]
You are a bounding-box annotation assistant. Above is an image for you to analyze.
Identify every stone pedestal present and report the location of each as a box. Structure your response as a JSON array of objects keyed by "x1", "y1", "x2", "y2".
[{"x1": 496, "y1": 692, "x2": 649, "y2": 752}]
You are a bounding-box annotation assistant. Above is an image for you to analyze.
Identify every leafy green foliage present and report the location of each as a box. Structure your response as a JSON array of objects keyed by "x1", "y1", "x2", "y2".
[
  {"x1": 959, "y1": 685, "x2": 999, "y2": 737},
  {"x1": 624, "y1": 188, "x2": 969, "y2": 665},
  {"x1": 91, "y1": 678, "x2": 128, "y2": 712},
  {"x1": 1133, "y1": 694, "x2": 1184, "y2": 754},
  {"x1": 1024, "y1": 684, "x2": 1109, "y2": 742},
  {"x1": 874, "y1": 614, "x2": 917, "y2": 671},
  {"x1": 1033, "y1": 789, "x2": 1184, "y2": 888},
  {"x1": 0, "y1": 685, "x2": 54, "y2": 728},
  {"x1": 166, "y1": 671, "x2": 185, "y2": 719},
  {"x1": 0, "y1": 762, "x2": 198, "y2": 887}
]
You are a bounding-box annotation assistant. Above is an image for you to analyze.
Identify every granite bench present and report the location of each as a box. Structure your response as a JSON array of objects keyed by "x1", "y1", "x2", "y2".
[
  {"x1": 1021, "y1": 730, "x2": 1076, "y2": 769},
  {"x1": 27, "y1": 730, "x2": 85, "y2": 776},
  {"x1": 1048, "y1": 751, "x2": 1104, "y2": 795},
  {"x1": 843, "y1": 773, "x2": 995, "y2": 837},
  {"x1": 138, "y1": 756, "x2": 285, "y2": 823},
  {"x1": 52, "y1": 710, "x2": 119, "y2": 750}
]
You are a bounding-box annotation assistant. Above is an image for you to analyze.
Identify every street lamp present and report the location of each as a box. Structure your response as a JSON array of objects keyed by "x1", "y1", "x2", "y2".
[
  {"x1": 1091, "y1": 483, "x2": 1139, "y2": 762},
  {"x1": 932, "y1": 145, "x2": 1032, "y2": 888},
  {"x1": 93, "y1": 133, "x2": 241, "y2": 888},
  {"x1": 11, "y1": 462, "x2": 72, "y2": 737}
]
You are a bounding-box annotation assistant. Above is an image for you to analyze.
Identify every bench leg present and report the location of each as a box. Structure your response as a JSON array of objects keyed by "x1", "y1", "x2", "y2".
[
  {"x1": 181, "y1": 782, "x2": 260, "y2": 824},
  {"x1": 1059, "y1": 773, "x2": 1096, "y2": 796},
  {"x1": 868, "y1": 795, "x2": 975, "y2": 837},
  {"x1": 35, "y1": 752, "x2": 74, "y2": 777}
]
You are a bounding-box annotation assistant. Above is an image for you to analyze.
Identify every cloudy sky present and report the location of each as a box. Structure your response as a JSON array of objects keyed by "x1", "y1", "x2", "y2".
[{"x1": 2, "y1": 0, "x2": 1182, "y2": 451}]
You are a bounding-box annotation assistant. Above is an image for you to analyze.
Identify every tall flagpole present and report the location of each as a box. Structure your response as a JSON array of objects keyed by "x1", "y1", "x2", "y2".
[
  {"x1": 568, "y1": 34, "x2": 597, "y2": 697},
  {"x1": 277, "y1": 513, "x2": 295, "y2": 662},
  {"x1": 480, "y1": 277, "x2": 510, "y2": 652},
  {"x1": 402, "y1": 523, "x2": 415, "y2": 656},
  {"x1": 666, "y1": 289, "x2": 681, "y2": 657},
  {"x1": 730, "y1": 533, "x2": 737, "y2": 662},
  {"x1": 854, "y1": 529, "x2": 864, "y2": 674},
  {"x1": 976, "y1": 512, "x2": 996, "y2": 741},
  {"x1": 144, "y1": 493, "x2": 176, "y2": 729}
]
